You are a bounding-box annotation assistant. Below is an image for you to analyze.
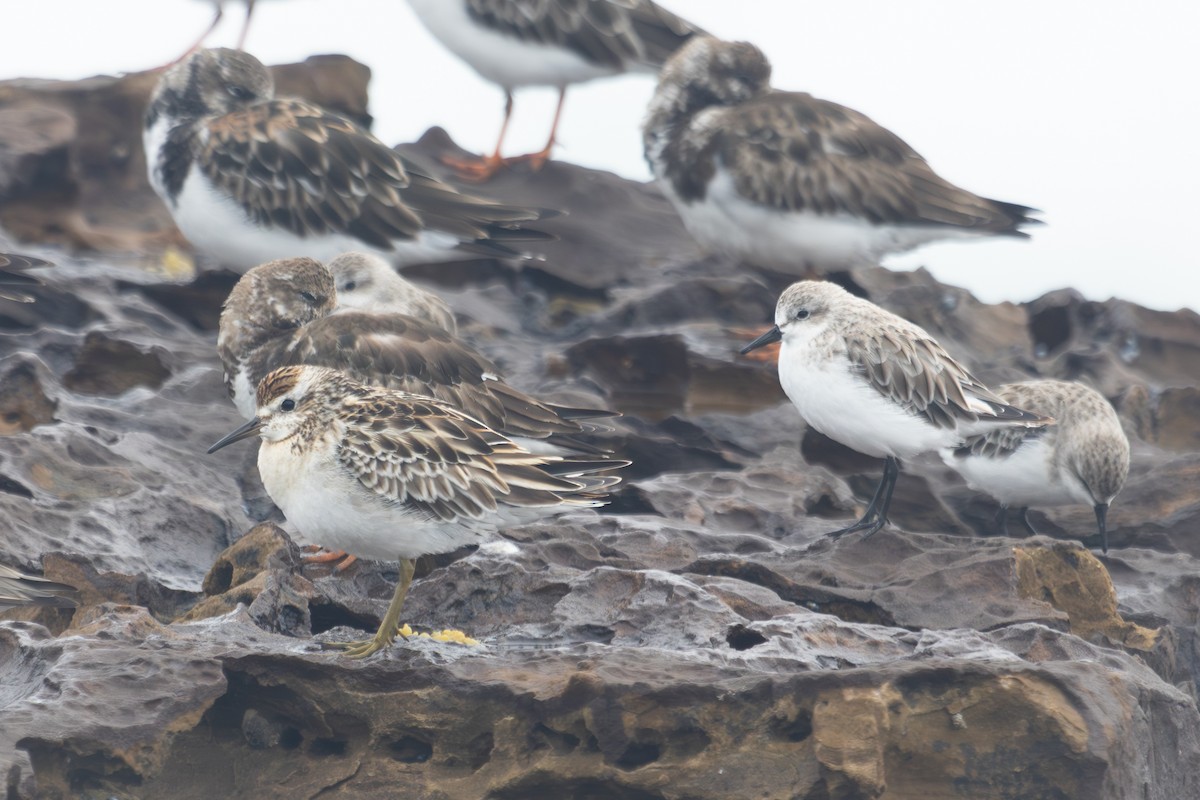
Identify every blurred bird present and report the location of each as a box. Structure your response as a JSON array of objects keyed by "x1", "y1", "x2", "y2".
[
  {"x1": 144, "y1": 48, "x2": 553, "y2": 270},
  {"x1": 645, "y1": 38, "x2": 1039, "y2": 273},
  {"x1": 0, "y1": 564, "x2": 78, "y2": 610},
  {"x1": 407, "y1": 0, "x2": 704, "y2": 179},
  {"x1": 0, "y1": 253, "x2": 52, "y2": 303},
  {"x1": 944, "y1": 380, "x2": 1129, "y2": 553}
]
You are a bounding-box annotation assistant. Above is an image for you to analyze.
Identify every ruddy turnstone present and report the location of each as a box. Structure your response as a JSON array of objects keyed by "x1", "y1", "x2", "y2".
[
  {"x1": 0, "y1": 564, "x2": 78, "y2": 610},
  {"x1": 645, "y1": 38, "x2": 1040, "y2": 272},
  {"x1": 0, "y1": 253, "x2": 52, "y2": 303},
  {"x1": 328, "y1": 252, "x2": 458, "y2": 334},
  {"x1": 144, "y1": 48, "x2": 552, "y2": 270},
  {"x1": 943, "y1": 380, "x2": 1129, "y2": 553},
  {"x1": 407, "y1": 0, "x2": 704, "y2": 179},
  {"x1": 742, "y1": 281, "x2": 1048, "y2": 538},
  {"x1": 217, "y1": 257, "x2": 615, "y2": 453},
  {"x1": 208, "y1": 364, "x2": 620, "y2": 657}
]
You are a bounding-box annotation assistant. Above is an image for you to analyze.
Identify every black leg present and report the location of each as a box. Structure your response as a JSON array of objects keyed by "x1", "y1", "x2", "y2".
[
  {"x1": 828, "y1": 456, "x2": 899, "y2": 540},
  {"x1": 1017, "y1": 507, "x2": 1039, "y2": 536},
  {"x1": 993, "y1": 504, "x2": 1010, "y2": 536}
]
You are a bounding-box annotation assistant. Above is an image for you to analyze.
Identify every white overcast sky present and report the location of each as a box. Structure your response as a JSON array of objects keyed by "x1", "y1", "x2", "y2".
[{"x1": 5, "y1": 1, "x2": 1200, "y2": 312}]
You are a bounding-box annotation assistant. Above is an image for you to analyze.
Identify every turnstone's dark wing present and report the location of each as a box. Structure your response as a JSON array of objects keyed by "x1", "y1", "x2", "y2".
[
  {"x1": 0, "y1": 253, "x2": 52, "y2": 303},
  {"x1": 711, "y1": 93, "x2": 1038, "y2": 234},
  {"x1": 844, "y1": 322, "x2": 1048, "y2": 430},
  {"x1": 201, "y1": 100, "x2": 423, "y2": 248},
  {"x1": 0, "y1": 564, "x2": 79, "y2": 610},
  {"x1": 396, "y1": 156, "x2": 556, "y2": 255},
  {"x1": 284, "y1": 312, "x2": 611, "y2": 447},
  {"x1": 466, "y1": 0, "x2": 704, "y2": 69},
  {"x1": 338, "y1": 393, "x2": 608, "y2": 522}
]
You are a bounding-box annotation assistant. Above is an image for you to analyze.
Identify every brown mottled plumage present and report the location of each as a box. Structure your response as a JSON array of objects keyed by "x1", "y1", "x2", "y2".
[
  {"x1": 947, "y1": 380, "x2": 1130, "y2": 552},
  {"x1": 144, "y1": 48, "x2": 552, "y2": 268},
  {"x1": 0, "y1": 564, "x2": 78, "y2": 610},
  {"x1": 645, "y1": 38, "x2": 1039, "y2": 271},
  {"x1": 209, "y1": 365, "x2": 621, "y2": 658},
  {"x1": 217, "y1": 258, "x2": 614, "y2": 452}
]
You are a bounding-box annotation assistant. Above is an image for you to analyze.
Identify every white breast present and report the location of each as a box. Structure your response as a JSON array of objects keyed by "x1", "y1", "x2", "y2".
[
  {"x1": 665, "y1": 164, "x2": 979, "y2": 272},
  {"x1": 777, "y1": 339, "x2": 959, "y2": 460},
  {"x1": 407, "y1": 0, "x2": 625, "y2": 89}
]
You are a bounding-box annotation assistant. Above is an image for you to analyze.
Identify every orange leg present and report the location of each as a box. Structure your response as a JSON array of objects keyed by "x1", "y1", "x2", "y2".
[
  {"x1": 520, "y1": 86, "x2": 567, "y2": 171},
  {"x1": 236, "y1": 0, "x2": 256, "y2": 50},
  {"x1": 300, "y1": 544, "x2": 358, "y2": 572},
  {"x1": 154, "y1": 3, "x2": 224, "y2": 70},
  {"x1": 442, "y1": 91, "x2": 515, "y2": 182}
]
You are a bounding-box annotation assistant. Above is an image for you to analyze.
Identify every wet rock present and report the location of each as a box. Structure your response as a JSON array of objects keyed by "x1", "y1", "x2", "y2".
[
  {"x1": 62, "y1": 331, "x2": 171, "y2": 395},
  {"x1": 0, "y1": 359, "x2": 56, "y2": 433}
]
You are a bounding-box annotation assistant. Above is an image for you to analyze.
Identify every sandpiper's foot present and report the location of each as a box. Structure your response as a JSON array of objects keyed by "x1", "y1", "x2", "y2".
[
  {"x1": 300, "y1": 545, "x2": 357, "y2": 572},
  {"x1": 440, "y1": 152, "x2": 508, "y2": 183},
  {"x1": 324, "y1": 627, "x2": 406, "y2": 659},
  {"x1": 827, "y1": 514, "x2": 887, "y2": 540}
]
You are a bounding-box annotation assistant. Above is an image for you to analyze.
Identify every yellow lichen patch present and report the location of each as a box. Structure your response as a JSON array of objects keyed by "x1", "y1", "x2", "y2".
[
  {"x1": 398, "y1": 624, "x2": 479, "y2": 646},
  {"x1": 157, "y1": 245, "x2": 196, "y2": 280},
  {"x1": 1014, "y1": 543, "x2": 1158, "y2": 649}
]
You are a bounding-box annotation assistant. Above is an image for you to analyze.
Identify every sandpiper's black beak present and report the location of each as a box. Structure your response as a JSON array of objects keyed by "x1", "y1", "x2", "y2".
[
  {"x1": 207, "y1": 418, "x2": 263, "y2": 454},
  {"x1": 740, "y1": 325, "x2": 782, "y2": 355},
  {"x1": 1094, "y1": 502, "x2": 1109, "y2": 555}
]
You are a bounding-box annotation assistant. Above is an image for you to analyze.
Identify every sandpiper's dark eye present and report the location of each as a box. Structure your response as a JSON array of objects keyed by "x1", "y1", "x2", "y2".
[
  {"x1": 227, "y1": 85, "x2": 253, "y2": 101},
  {"x1": 342, "y1": 281, "x2": 357, "y2": 291},
  {"x1": 300, "y1": 291, "x2": 319, "y2": 304},
  {"x1": 794, "y1": 308, "x2": 810, "y2": 320},
  {"x1": 280, "y1": 399, "x2": 295, "y2": 412}
]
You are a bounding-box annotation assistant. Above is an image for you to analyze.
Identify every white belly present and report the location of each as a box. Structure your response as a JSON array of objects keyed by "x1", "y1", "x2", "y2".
[
  {"x1": 257, "y1": 439, "x2": 490, "y2": 560},
  {"x1": 778, "y1": 345, "x2": 958, "y2": 459},
  {"x1": 170, "y1": 167, "x2": 464, "y2": 270},
  {"x1": 665, "y1": 165, "x2": 979, "y2": 271},
  {"x1": 944, "y1": 435, "x2": 1085, "y2": 508},
  {"x1": 407, "y1": 0, "x2": 626, "y2": 88}
]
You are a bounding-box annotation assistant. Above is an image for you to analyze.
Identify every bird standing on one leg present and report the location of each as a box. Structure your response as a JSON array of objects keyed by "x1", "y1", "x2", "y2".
[{"x1": 742, "y1": 281, "x2": 1049, "y2": 539}]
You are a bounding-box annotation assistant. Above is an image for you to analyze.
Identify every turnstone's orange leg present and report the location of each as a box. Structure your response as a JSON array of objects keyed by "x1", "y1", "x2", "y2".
[
  {"x1": 155, "y1": 4, "x2": 224, "y2": 71},
  {"x1": 236, "y1": 0, "x2": 257, "y2": 50},
  {"x1": 512, "y1": 86, "x2": 566, "y2": 172},
  {"x1": 442, "y1": 92, "x2": 514, "y2": 182},
  {"x1": 300, "y1": 545, "x2": 357, "y2": 572},
  {"x1": 734, "y1": 325, "x2": 782, "y2": 363}
]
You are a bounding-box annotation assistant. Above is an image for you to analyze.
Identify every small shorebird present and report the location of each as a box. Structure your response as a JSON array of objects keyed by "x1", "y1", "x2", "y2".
[
  {"x1": 217, "y1": 257, "x2": 615, "y2": 454},
  {"x1": 327, "y1": 252, "x2": 458, "y2": 334},
  {"x1": 407, "y1": 0, "x2": 704, "y2": 179},
  {"x1": 144, "y1": 48, "x2": 552, "y2": 270},
  {"x1": 742, "y1": 281, "x2": 1048, "y2": 538},
  {"x1": 208, "y1": 365, "x2": 620, "y2": 657},
  {"x1": 645, "y1": 38, "x2": 1039, "y2": 273},
  {"x1": 0, "y1": 253, "x2": 52, "y2": 303},
  {"x1": 943, "y1": 379, "x2": 1129, "y2": 553},
  {"x1": 0, "y1": 564, "x2": 78, "y2": 610}
]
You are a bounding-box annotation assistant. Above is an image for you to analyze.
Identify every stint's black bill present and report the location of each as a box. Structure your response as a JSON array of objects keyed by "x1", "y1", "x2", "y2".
[
  {"x1": 1094, "y1": 502, "x2": 1109, "y2": 554},
  {"x1": 740, "y1": 325, "x2": 782, "y2": 355},
  {"x1": 207, "y1": 418, "x2": 263, "y2": 454}
]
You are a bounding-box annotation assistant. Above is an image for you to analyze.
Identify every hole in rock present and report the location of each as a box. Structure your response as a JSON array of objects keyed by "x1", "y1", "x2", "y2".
[
  {"x1": 280, "y1": 727, "x2": 303, "y2": 750},
  {"x1": 530, "y1": 723, "x2": 581, "y2": 755},
  {"x1": 614, "y1": 741, "x2": 661, "y2": 771},
  {"x1": 465, "y1": 731, "x2": 494, "y2": 771},
  {"x1": 207, "y1": 561, "x2": 234, "y2": 595},
  {"x1": 309, "y1": 601, "x2": 378, "y2": 635},
  {"x1": 769, "y1": 709, "x2": 813, "y2": 743},
  {"x1": 1029, "y1": 304, "x2": 1072, "y2": 355},
  {"x1": 726, "y1": 624, "x2": 768, "y2": 651},
  {"x1": 389, "y1": 735, "x2": 433, "y2": 763},
  {"x1": 309, "y1": 738, "x2": 347, "y2": 757}
]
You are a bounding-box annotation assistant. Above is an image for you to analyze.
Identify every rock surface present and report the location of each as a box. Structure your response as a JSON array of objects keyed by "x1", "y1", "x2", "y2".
[{"x1": 0, "y1": 57, "x2": 1198, "y2": 799}]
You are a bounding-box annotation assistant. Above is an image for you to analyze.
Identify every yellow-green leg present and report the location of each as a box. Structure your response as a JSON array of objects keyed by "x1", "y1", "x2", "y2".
[{"x1": 325, "y1": 558, "x2": 415, "y2": 659}]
